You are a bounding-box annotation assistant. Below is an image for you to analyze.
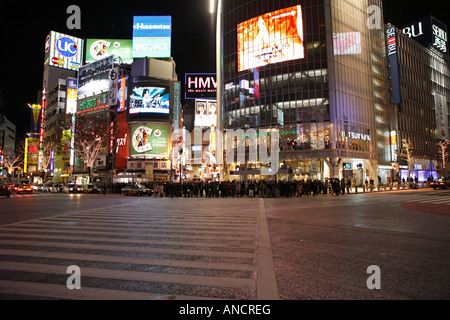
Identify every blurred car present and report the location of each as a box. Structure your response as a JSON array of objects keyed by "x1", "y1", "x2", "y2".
[
  {"x1": 51, "y1": 184, "x2": 64, "y2": 193},
  {"x1": 32, "y1": 184, "x2": 42, "y2": 191},
  {"x1": 64, "y1": 183, "x2": 83, "y2": 193},
  {"x1": 42, "y1": 184, "x2": 53, "y2": 192},
  {"x1": 17, "y1": 184, "x2": 33, "y2": 194},
  {"x1": 0, "y1": 184, "x2": 11, "y2": 198},
  {"x1": 11, "y1": 183, "x2": 20, "y2": 193},
  {"x1": 430, "y1": 179, "x2": 449, "y2": 190},
  {"x1": 83, "y1": 184, "x2": 101, "y2": 194},
  {"x1": 121, "y1": 184, "x2": 151, "y2": 196}
]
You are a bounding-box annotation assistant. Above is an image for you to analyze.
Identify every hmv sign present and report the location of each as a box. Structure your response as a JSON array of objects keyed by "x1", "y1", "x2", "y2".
[
  {"x1": 185, "y1": 73, "x2": 217, "y2": 100},
  {"x1": 402, "y1": 16, "x2": 448, "y2": 56}
]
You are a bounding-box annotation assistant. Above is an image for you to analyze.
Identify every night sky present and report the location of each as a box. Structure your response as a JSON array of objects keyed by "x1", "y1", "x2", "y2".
[{"x1": 0, "y1": 0, "x2": 448, "y2": 137}]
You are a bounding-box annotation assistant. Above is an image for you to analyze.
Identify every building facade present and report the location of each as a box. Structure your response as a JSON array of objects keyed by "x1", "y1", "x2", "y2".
[
  {"x1": 387, "y1": 19, "x2": 450, "y2": 181},
  {"x1": 221, "y1": 0, "x2": 390, "y2": 184}
]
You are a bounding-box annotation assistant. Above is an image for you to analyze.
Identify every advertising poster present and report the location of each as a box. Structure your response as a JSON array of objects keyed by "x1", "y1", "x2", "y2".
[
  {"x1": 434, "y1": 93, "x2": 449, "y2": 140},
  {"x1": 129, "y1": 86, "x2": 170, "y2": 115},
  {"x1": 194, "y1": 100, "x2": 217, "y2": 128},
  {"x1": 29, "y1": 104, "x2": 41, "y2": 133},
  {"x1": 333, "y1": 32, "x2": 362, "y2": 56},
  {"x1": 237, "y1": 5, "x2": 304, "y2": 72},
  {"x1": 131, "y1": 125, "x2": 169, "y2": 157},
  {"x1": 116, "y1": 76, "x2": 129, "y2": 112},
  {"x1": 45, "y1": 31, "x2": 84, "y2": 71},
  {"x1": 66, "y1": 78, "x2": 78, "y2": 114},
  {"x1": 86, "y1": 39, "x2": 133, "y2": 64},
  {"x1": 132, "y1": 16, "x2": 172, "y2": 58},
  {"x1": 78, "y1": 55, "x2": 114, "y2": 98}
]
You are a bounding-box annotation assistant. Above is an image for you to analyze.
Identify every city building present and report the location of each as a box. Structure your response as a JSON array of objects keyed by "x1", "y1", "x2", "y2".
[
  {"x1": 0, "y1": 114, "x2": 17, "y2": 178},
  {"x1": 386, "y1": 17, "x2": 449, "y2": 182},
  {"x1": 220, "y1": 0, "x2": 390, "y2": 185}
]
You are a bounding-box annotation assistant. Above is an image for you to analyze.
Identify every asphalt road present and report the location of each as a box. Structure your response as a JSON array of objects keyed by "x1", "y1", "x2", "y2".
[{"x1": 0, "y1": 189, "x2": 449, "y2": 304}]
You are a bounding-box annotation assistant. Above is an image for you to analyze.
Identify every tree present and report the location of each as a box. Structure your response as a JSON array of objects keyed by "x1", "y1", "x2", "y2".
[
  {"x1": 63, "y1": 114, "x2": 115, "y2": 183},
  {"x1": 437, "y1": 139, "x2": 449, "y2": 177},
  {"x1": 396, "y1": 138, "x2": 414, "y2": 171},
  {"x1": 2, "y1": 150, "x2": 23, "y2": 177}
]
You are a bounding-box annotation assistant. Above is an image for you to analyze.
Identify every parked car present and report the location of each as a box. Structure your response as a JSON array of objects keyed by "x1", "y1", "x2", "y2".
[
  {"x1": 64, "y1": 183, "x2": 83, "y2": 193},
  {"x1": 121, "y1": 184, "x2": 151, "y2": 196},
  {"x1": 430, "y1": 179, "x2": 450, "y2": 190},
  {"x1": 17, "y1": 184, "x2": 33, "y2": 194},
  {"x1": 32, "y1": 184, "x2": 42, "y2": 191},
  {"x1": 0, "y1": 184, "x2": 11, "y2": 198},
  {"x1": 83, "y1": 184, "x2": 101, "y2": 194}
]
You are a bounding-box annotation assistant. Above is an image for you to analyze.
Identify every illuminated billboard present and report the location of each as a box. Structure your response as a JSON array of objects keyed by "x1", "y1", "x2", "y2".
[
  {"x1": 185, "y1": 73, "x2": 217, "y2": 100},
  {"x1": 333, "y1": 32, "x2": 361, "y2": 56},
  {"x1": 66, "y1": 78, "x2": 78, "y2": 114},
  {"x1": 129, "y1": 86, "x2": 170, "y2": 115},
  {"x1": 45, "y1": 31, "x2": 84, "y2": 71},
  {"x1": 237, "y1": 5, "x2": 304, "y2": 72},
  {"x1": 402, "y1": 16, "x2": 448, "y2": 57},
  {"x1": 194, "y1": 100, "x2": 217, "y2": 128},
  {"x1": 116, "y1": 76, "x2": 129, "y2": 113},
  {"x1": 434, "y1": 93, "x2": 449, "y2": 140},
  {"x1": 78, "y1": 55, "x2": 114, "y2": 98},
  {"x1": 86, "y1": 39, "x2": 133, "y2": 64},
  {"x1": 132, "y1": 16, "x2": 172, "y2": 58},
  {"x1": 131, "y1": 125, "x2": 169, "y2": 157}
]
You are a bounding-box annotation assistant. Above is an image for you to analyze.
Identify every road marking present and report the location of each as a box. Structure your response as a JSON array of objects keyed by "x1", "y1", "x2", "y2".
[{"x1": 256, "y1": 198, "x2": 279, "y2": 300}]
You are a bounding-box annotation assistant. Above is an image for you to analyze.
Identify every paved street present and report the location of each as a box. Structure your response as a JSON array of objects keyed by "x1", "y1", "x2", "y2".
[{"x1": 0, "y1": 189, "x2": 449, "y2": 301}]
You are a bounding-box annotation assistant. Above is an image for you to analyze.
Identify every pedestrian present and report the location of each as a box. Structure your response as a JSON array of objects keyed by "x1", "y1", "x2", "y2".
[
  {"x1": 346, "y1": 179, "x2": 351, "y2": 193},
  {"x1": 340, "y1": 179, "x2": 346, "y2": 195}
]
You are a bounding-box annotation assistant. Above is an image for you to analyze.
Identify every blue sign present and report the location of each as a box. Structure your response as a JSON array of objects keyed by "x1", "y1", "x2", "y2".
[
  {"x1": 56, "y1": 36, "x2": 79, "y2": 58},
  {"x1": 386, "y1": 26, "x2": 402, "y2": 105},
  {"x1": 132, "y1": 16, "x2": 172, "y2": 58},
  {"x1": 133, "y1": 16, "x2": 172, "y2": 38}
]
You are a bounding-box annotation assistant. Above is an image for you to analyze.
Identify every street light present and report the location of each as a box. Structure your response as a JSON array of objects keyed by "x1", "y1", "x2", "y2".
[{"x1": 210, "y1": 0, "x2": 223, "y2": 180}]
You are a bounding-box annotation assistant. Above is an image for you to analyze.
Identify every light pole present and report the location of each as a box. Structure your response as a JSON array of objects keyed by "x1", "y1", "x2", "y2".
[{"x1": 211, "y1": 0, "x2": 223, "y2": 180}]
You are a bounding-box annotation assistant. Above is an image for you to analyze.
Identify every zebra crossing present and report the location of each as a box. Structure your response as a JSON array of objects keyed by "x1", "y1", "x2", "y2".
[
  {"x1": 367, "y1": 191, "x2": 450, "y2": 205},
  {"x1": 0, "y1": 199, "x2": 269, "y2": 300}
]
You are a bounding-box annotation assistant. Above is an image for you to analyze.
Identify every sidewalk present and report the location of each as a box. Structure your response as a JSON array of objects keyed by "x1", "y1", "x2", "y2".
[{"x1": 345, "y1": 184, "x2": 433, "y2": 195}]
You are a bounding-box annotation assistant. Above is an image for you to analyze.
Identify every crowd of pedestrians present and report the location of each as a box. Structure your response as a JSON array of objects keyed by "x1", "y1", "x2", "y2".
[{"x1": 103, "y1": 178, "x2": 358, "y2": 198}]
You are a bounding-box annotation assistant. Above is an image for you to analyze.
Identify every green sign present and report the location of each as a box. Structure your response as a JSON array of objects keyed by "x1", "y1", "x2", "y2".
[
  {"x1": 131, "y1": 125, "x2": 169, "y2": 157},
  {"x1": 77, "y1": 93, "x2": 108, "y2": 114},
  {"x1": 86, "y1": 39, "x2": 133, "y2": 64}
]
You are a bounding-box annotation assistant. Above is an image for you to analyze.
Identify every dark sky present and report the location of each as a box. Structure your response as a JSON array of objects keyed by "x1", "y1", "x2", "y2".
[{"x1": 0, "y1": 0, "x2": 448, "y2": 137}]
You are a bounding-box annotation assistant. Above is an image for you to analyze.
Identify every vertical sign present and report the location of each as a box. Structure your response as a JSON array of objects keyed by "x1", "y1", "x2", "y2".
[
  {"x1": 108, "y1": 67, "x2": 119, "y2": 107},
  {"x1": 434, "y1": 93, "x2": 449, "y2": 140},
  {"x1": 117, "y1": 76, "x2": 128, "y2": 112},
  {"x1": 390, "y1": 130, "x2": 398, "y2": 162},
  {"x1": 173, "y1": 82, "x2": 181, "y2": 130},
  {"x1": 66, "y1": 78, "x2": 78, "y2": 114},
  {"x1": 386, "y1": 26, "x2": 402, "y2": 105}
]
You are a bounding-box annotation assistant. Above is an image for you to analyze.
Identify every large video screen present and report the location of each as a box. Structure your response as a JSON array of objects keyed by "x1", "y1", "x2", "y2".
[
  {"x1": 129, "y1": 86, "x2": 170, "y2": 115},
  {"x1": 237, "y1": 5, "x2": 305, "y2": 72}
]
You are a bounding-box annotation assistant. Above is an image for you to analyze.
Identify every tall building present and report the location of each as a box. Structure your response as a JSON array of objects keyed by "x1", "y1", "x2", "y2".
[
  {"x1": 386, "y1": 17, "x2": 449, "y2": 181},
  {"x1": 221, "y1": 0, "x2": 390, "y2": 184}
]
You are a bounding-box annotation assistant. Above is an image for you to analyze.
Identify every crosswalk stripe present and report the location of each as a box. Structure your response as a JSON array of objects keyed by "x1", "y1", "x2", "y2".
[
  {"x1": 0, "y1": 261, "x2": 255, "y2": 289},
  {"x1": 0, "y1": 198, "x2": 271, "y2": 299},
  {"x1": 0, "y1": 280, "x2": 212, "y2": 300},
  {"x1": 0, "y1": 248, "x2": 255, "y2": 271},
  {"x1": 0, "y1": 239, "x2": 255, "y2": 259}
]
